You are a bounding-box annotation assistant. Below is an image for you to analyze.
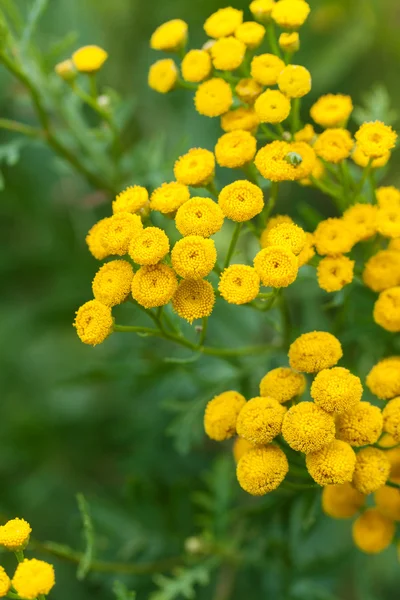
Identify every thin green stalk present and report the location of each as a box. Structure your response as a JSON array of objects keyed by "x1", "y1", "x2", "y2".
[
  {"x1": 205, "y1": 180, "x2": 220, "y2": 199},
  {"x1": 266, "y1": 22, "x2": 282, "y2": 58},
  {"x1": 5, "y1": 593, "x2": 20, "y2": 599},
  {"x1": 291, "y1": 98, "x2": 301, "y2": 136},
  {"x1": 386, "y1": 481, "x2": 400, "y2": 490},
  {"x1": 89, "y1": 73, "x2": 98, "y2": 99},
  {"x1": 224, "y1": 222, "x2": 243, "y2": 269},
  {"x1": 259, "y1": 124, "x2": 280, "y2": 141},
  {"x1": 281, "y1": 481, "x2": 319, "y2": 491},
  {"x1": 198, "y1": 317, "x2": 208, "y2": 347},
  {"x1": 339, "y1": 160, "x2": 350, "y2": 204},
  {"x1": 356, "y1": 158, "x2": 374, "y2": 197},
  {"x1": 275, "y1": 123, "x2": 285, "y2": 138},
  {"x1": 310, "y1": 175, "x2": 344, "y2": 211},
  {"x1": 14, "y1": 550, "x2": 24, "y2": 563},
  {"x1": 242, "y1": 162, "x2": 260, "y2": 185},
  {"x1": 0, "y1": 118, "x2": 42, "y2": 138}
]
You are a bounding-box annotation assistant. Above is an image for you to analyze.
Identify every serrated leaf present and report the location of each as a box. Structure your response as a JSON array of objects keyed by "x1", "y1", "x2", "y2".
[
  {"x1": 150, "y1": 562, "x2": 215, "y2": 600},
  {"x1": 112, "y1": 580, "x2": 136, "y2": 600},
  {"x1": 76, "y1": 493, "x2": 95, "y2": 581},
  {"x1": 21, "y1": 0, "x2": 50, "y2": 51},
  {"x1": 353, "y1": 84, "x2": 398, "y2": 126}
]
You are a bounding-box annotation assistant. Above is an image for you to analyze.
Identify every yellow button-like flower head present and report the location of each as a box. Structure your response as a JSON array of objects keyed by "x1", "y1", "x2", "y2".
[
  {"x1": 383, "y1": 397, "x2": 400, "y2": 443},
  {"x1": 0, "y1": 518, "x2": 31, "y2": 551},
  {"x1": 278, "y1": 65, "x2": 311, "y2": 98},
  {"x1": 255, "y1": 89, "x2": 291, "y2": 124},
  {"x1": 72, "y1": 45, "x2": 108, "y2": 73},
  {"x1": 221, "y1": 107, "x2": 259, "y2": 133},
  {"x1": 250, "y1": 0, "x2": 275, "y2": 23},
  {"x1": 150, "y1": 182, "x2": 190, "y2": 215},
  {"x1": 218, "y1": 180, "x2": 264, "y2": 222},
  {"x1": 352, "y1": 447, "x2": 391, "y2": 494},
  {"x1": 259, "y1": 367, "x2": 306, "y2": 403},
  {"x1": 131, "y1": 264, "x2": 178, "y2": 309},
  {"x1": 255, "y1": 140, "x2": 315, "y2": 182},
  {"x1": 363, "y1": 250, "x2": 400, "y2": 292},
  {"x1": 337, "y1": 402, "x2": 383, "y2": 447},
  {"x1": 210, "y1": 36, "x2": 246, "y2": 71},
  {"x1": 375, "y1": 486, "x2": 400, "y2": 521},
  {"x1": 195, "y1": 78, "x2": 233, "y2": 118},
  {"x1": 150, "y1": 19, "x2": 188, "y2": 51},
  {"x1": 297, "y1": 232, "x2": 316, "y2": 267},
  {"x1": 237, "y1": 396, "x2": 286, "y2": 444},
  {"x1": 310, "y1": 94, "x2": 353, "y2": 128},
  {"x1": 86, "y1": 217, "x2": 111, "y2": 260},
  {"x1": 253, "y1": 246, "x2": 298, "y2": 288},
  {"x1": 113, "y1": 186, "x2": 149, "y2": 215},
  {"x1": 366, "y1": 357, "x2": 400, "y2": 400},
  {"x1": 219, "y1": 265, "x2": 260, "y2": 305},
  {"x1": 204, "y1": 391, "x2": 246, "y2": 441},
  {"x1": 279, "y1": 32, "x2": 300, "y2": 52},
  {"x1": 374, "y1": 287, "x2": 400, "y2": 332},
  {"x1": 92, "y1": 260, "x2": 134, "y2": 307},
  {"x1": 322, "y1": 483, "x2": 365, "y2": 519},
  {"x1": 352, "y1": 509, "x2": 395, "y2": 554},
  {"x1": 102, "y1": 212, "x2": 144, "y2": 256},
  {"x1": 260, "y1": 215, "x2": 294, "y2": 247},
  {"x1": 317, "y1": 255, "x2": 355, "y2": 292},
  {"x1": 74, "y1": 300, "x2": 113, "y2": 346},
  {"x1": 235, "y1": 21, "x2": 266, "y2": 48},
  {"x1": 181, "y1": 50, "x2": 212, "y2": 83},
  {"x1": 233, "y1": 437, "x2": 254, "y2": 463},
  {"x1": 204, "y1": 7, "x2": 243, "y2": 39},
  {"x1": 264, "y1": 222, "x2": 306, "y2": 255},
  {"x1": 0, "y1": 566, "x2": 10, "y2": 597},
  {"x1": 314, "y1": 218, "x2": 355, "y2": 256},
  {"x1": 129, "y1": 227, "x2": 170, "y2": 266},
  {"x1": 376, "y1": 186, "x2": 400, "y2": 209},
  {"x1": 376, "y1": 206, "x2": 400, "y2": 239},
  {"x1": 12, "y1": 559, "x2": 55, "y2": 600},
  {"x1": 251, "y1": 53, "x2": 285, "y2": 86},
  {"x1": 215, "y1": 130, "x2": 257, "y2": 169},
  {"x1": 343, "y1": 203, "x2": 378, "y2": 242},
  {"x1": 271, "y1": 0, "x2": 311, "y2": 29},
  {"x1": 311, "y1": 367, "x2": 362, "y2": 414},
  {"x1": 282, "y1": 402, "x2": 335, "y2": 453},
  {"x1": 148, "y1": 59, "x2": 178, "y2": 94},
  {"x1": 314, "y1": 129, "x2": 354, "y2": 163},
  {"x1": 355, "y1": 121, "x2": 397, "y2": 158},
  {"x1": 171, "y1": 236, "x2": 216, "y2": 279},
  {"x1": 175, "y1": 197, "x2": 224, "y2": 238},
  {"x1": 174, "y1": 148, "x2": 215, "y2": 187},
  {"x1": 172, "y1": 279, "x2": 215, "y2": 323},
  {"x1": 235, "y1": 78, "x2": 263, "y2": 105},
  {"x1": 306, "y1": 440, "x2": 356, "y2": 486},
  {"x1": 352, "y1": 146, "x2": 390, "y2": 169},
  {"x1": 237, "y1": 445, "x2": 288, "y2": 495},
  {"x1": 289, "y1": 331, "x2": 343, "y2": 373}
]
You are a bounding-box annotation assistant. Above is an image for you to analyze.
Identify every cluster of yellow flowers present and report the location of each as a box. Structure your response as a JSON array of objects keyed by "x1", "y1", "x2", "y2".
[
  {"x1": 204, "y1": 330, "x2": 400, "y2": 555},
  {"x1": 0, "y1": 518, "x2": 55, "y2": 598},
  {"x1": 56, "y1": 44, "x2": 108, "y2": 79}
]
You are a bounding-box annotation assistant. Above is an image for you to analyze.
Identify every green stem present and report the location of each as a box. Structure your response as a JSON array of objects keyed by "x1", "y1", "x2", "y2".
[
  {"x1": 0, "y1": 118, "x2": 42, "y2": 138},
  {"x1": 6, "y1": 593, "x2": 20, "y2": 599},
  {"x1": 224, "y1": 222, "x2": 243, "y2": 269},
  {"x1": 259, "y1": 124, "x2": 280, "y2": 141},
  {"x1": 275, "y1": 123, "x2": 285, "y2": 138},
  {"x1": 281, "y1": 480, "x2": 319, "y2": 491},
  {"x1": 356, "y1": 158, "x2": 374, "y2": 197},
  {"x1": 310, "y1": 175, "x2": 344, "y2": 211},
  {"x1": 89, "y1": 73, "x2": 98, "y2": 99},
  {"x1": 291, "y1": 98, "x2": 301, "y2": 136},
  {"x1": 205, "y1": 180, "x2": 219, "y2": 199},
  {"x1": 199, "y1": 317, "x2": 208, "y2": 347},
  {"x1": 266, "y1": 22, "x2": 282, "y2": 58},
  {"x1": 386, "y1": 481, "x2": 400, "y2": 490},
  {"x1": 14, "y1": 550, "x2": 24, "y2": 563}
]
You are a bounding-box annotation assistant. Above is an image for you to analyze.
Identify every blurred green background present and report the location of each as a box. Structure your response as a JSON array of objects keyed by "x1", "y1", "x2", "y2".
[{"x1": 1, "y1": 0, "x2": 400, "y2": 598}]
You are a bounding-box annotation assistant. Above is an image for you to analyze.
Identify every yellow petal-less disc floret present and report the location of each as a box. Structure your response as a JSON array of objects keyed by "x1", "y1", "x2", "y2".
[
  {"x1": 237, "y1": 396, "x2": 286, "y2": 445},
  {"x1": 204, "y1": 390, "x2": 246, "y2": 441},
  {"x1": 375, "y1": 486, "x2": 400, "y2": 521},
  {"x1": 352, "y1": 447, "x2": 391, "y2": 494},
  {"x1": 314, "y1": 129, "x2": 354, "y2": 163},
  {"x1": 237, "y1": 445, "x2": 289, "y2": 496},
  {"x1": 12, "y1": 559, "x2": 55, "y2": 600},
  {"x1": 363, "y1": 250, "x2": 400, "y2": 292},
  {"x1": 175, "y1": 197, "x2": 224, "y2": 238},
  {"x1": 131, "y1": 264, "x2": 178, "y2": 309},
  {"x1": 150, "y1": 19, "x2": 188, "y2": 51},
  {"x1": 288, "y1": 331, "x2": 343, "y2": 373},
  {"x1": 0, "y1": 567, "x2": 10, "y2": 597},
  {"x1": 235, "y1": 78, "x2": 263, "y2": 105},
  {"x1": 129, "y1": 227, "x2": 170, "y2": 265},
  {"x1": 279, "y1": 32, "x2": 300, "y2": 52},
  {"x1": 86, "y1": 217, "x2": 111, "y2": 260},
  {"x1": 235, "y1": 21, "x2": 266, "y2": 48},
  {"x1": 74, "y1": 300, "x2": 113, "y2": 346},
  {"x1": 221, "y1": 107, "x2": 259, "y2": 133},
  {"x1": 376, "y1": 186, "x2": 400, "y2": 209},
  {"x1": 250, "y1": 54, "x2": 285, "y2": 86},
  {"x1": 390, "y1": 238, "x2": 400, "y2": 252},
  {"x1": 281, "y1": 402, "x2": 335, "y2": 453},
  {"x1": 383, "y1": 397, "x2": 400, "y2": 442},
  {"x1": 317, "y1": 255, "x2": 355, "y2": 293},
  {"x1": 264, "y1": 223, "x2": 306, "y2": 256},
  {"x1": 259, "y1": 367, "x2": 306, "y2": 404},
  {"x1": 0, "y1": 518, "x2": 31, "y2": 551},
  {"x1": 322, "y1": 483, "x2": 365, "y2": 519},
  {"x1": 253, "y1": 246, "x2": 298, "y2": 288},
  {"x1": 195, "y1": 78, "x2": 234, "y2": 118},
  {"x1": 215, "y1": 130, "x2": 257, "y2": 169},
  {"x1": 113, "y1": 186, "x2": 149, "y2": 215},
  {"x1": 150, "y1": 181, "x2": 190, "y2": 215},
  {"x1": 278, "y1": 65, "x2": 311, "y2": 99},
  {"x1": 219, "y1": 265, "x2": 260, "y2": 305},
  {"x1": 204, "y1": 7, "x2": 243, "y2": 39},
  {"x1": 92, "y1": 260, "x2": 134, "y2": 307},
  {"x1": 174, "y1": 148, "x2": 215, "y2": 187},
  {"x1": 181, "y1": 50, "x2": 212, "y2": 83},
  {"x1": 366, "y1": 357, "x2": 400, "y2": 400},
  {"x1": 210, "y1": 36, "x2": 246, "y2": 71},
  {"x1": 306, "y1": 440, "x2": 356, "y2": 486},
  {"x1": 72, "y1": 45, "x2": 108, "y2": 73},
  {"x1": 355, "y1": 121, "x2": 397, "y2": 158},
  {"x1": 352, "y1": 509, "x2": 395, "y2": 554},
  {"x1": 336, "y1": 402, "x2": 383, "y2": 447},
  {"x1": 374, "y1": 287, "x2": 400, "y2": 332},
  {"x1": 233, "y1": 437, "x2": 254, "y2": 463},
  {"x1": 352, "y1": 146, "x2": 390, "y2": 169},
  {"x1": 261, "y1": 216, "x2": 294, "y2": 248},
  {"x1": 343, "y1": 203, "x2": 378, "y2": 242},
  {"x1": 255, "y1": 140, "x2": 315, "y2": 182},
  {"x1": 314, "y1": 218, "x2": 355, "y2": 256},
  {"x1": 310, "y1": 94, "x2": 353, "y2": 128},
  {"x1": 171, "y1": 236, "x2": 216, "y2": 279},
  {"x1": 254, "y1": 89, "x2": 291, "y2": 124},
  {"x1": 172, "y1": 279, "x2": 215, "y2": 323},
  {"x1": 311, "y1": 367, "x2": 362, "y2": 414},
  {"x1": 297, "y1": 232, "x2": 316, "y2": 267},
  {"x1": 218, "y1": 180, "x2": 264, "y2": 222},
  {"x1": 271, "y1": 0, "x2": 310, "y2": 29},
  {"x1": 148, "y1": 59, "x2": 178, "y2": 93},
  {"x1": 102, "y1": 212, "x2": 144, "y2": 256},
  {"x1": 376, "y1": 207, "x2": 400, "y2": 239},
  {"x1": 250, "y1": 0, "x2": 275, "y2": 22}
]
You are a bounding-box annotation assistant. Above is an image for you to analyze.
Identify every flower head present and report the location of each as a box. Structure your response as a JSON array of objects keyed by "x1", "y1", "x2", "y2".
[
  {"x1": 171, "y1": 236, "x2": 216, "y2": 279},
  {"x1": 383, "y1": 397, "x2": 400, "y2": 443},
  {"x1": 374, "y1": 287, "x2": 400, "y2": 332},
  {"x1": 210, "y1": 36, "x2": 246, "y2": 71},
  {"x1": 102, "y1": 212, "x2": 144, "y2": 256},
  {"x1": 204, "y1": 391, "x2": 246, "y2": 441},
  {"x1": 337, "y1": 402, "x2": 383, "y2": 447},
  {"x1": 366, "y1": 357, "x2": 400, "y2": 400},
  {"x1": 352, "y1": 146, "x2": 390, "y2": 169},
  {"x1": 279, "y1": 32, "x2": 300, "y2": 52},
  {"x1": 0, "y1": 518, "x2": 31, "y2": 551},
  {"x1": 113, "y1": 186, "x2": 149, "y2": 215},
  {"x1": 264, "y1": 222, "x2": 306, "y2": 255},
  {"x1": 150, "y1": 182, "x2": 190, "y2": 215},
  {"x1": 297, "y1": 232, "x2": 316, "y2": 267},
  {"x1": 282, "y1": 402, "x2": 335, "y2": 453},
  {"x1": 235, "y1": 21, "x2": 266, "y2": 48},
  {"x1": 254, "y1": 89, "x2": 291, "y2": 124},
  {"x1": 255, "y1": 140, "x2": 315, "y2": 182},
  {"x1": 129, "y1": 227, "x2": 170, "y2": 265},
  {"x1": 363, "y1": 250, "x2": 400, "y2": 292},
  {"x1": 317, "y1": 255, "x2": 355, "y2": 292},
  {"x1": 376, "y1": 207, "x2": 400, "y2": 239},
  {"x1": 148, "y1": 59, "x2": 178, "y2": 93},
  {"x1": 174, "y1": 148, "x2": 215, "y2": 187},
  {"x1": 204, "y1": 7, "x2": 243, "y2": 38},
  {"x1": 352, "y1": 447, "x2": 390, "y2": 494},
  {"x1": 251, "y1": 53, "x2": 285, "y2": 86},
  {"x1": 314, "y1": 218, "x2": 355, "y2": 256},
  {"x1": 237, "y1": 445, "x2": 288, "y2": 495},
  {"x1": 172, "y1": 279, "x2": 215, "y2": 323},
  {"x1": 237, "y1": 396, "x2": 286, "y2": 444},
  {"x1": 352, "y1": 509, "x2": 395, "y2": 554},
  {"x1": 310, "y1": 94, "x2": 353, "y2": 128},
  {"x1": 322, "y1": 483, "x2": 365, "y2": 519},
  {"x1": 289, "y1": 331, "x2": 343, "y2": 373},
  {"x1": 221, "y1": 107, "x2": 259, "y2": 132},
  {"x1": 314, "y1": 129, "x2": 354, "y2": 163},
  {"x1": 374, "y1": 486, "x2": 400, "y2": 521},
  {"x1": 311, "y1": 367, "x2": 362, "y2": 414},
  {"x1": 92, "y1": 260, "x2": 134, "y2": 307},
  {"x1": 74, "y1": 300, "x2": 113, "y2": 346},
  {"x1": 215, "y1": 130, "x2": 257, "y2": 169},
  {"x1": 259, "y1": 367, "x2": 306, "y2": 404},
  {"x1": 271, "y1": 0, "x2": 310, "y2": 28},
  {"x1": 131, "y1": 264, "x2": 178, "y2": 308},
  {"x1": 306, "y1": 440, "x2": 356, "y2": 486},
  {"x1": 390, "y1": 238, "x2": 400, "y2": 252},
  {"x1": 343, "y1": 203, "x2": 378, "y2": 242},
  {"x1": 376, "y1": 186, "x2": 400, "y2": 209},
  {"x1": 235, "y1": 78, "x2": 263, "y2": 105},
  {"x1": 181, "y1": 50, "x2": 212, "y2": 83},
  {"x1": 233, "y1": 437, "x2": 254, "y2": 463},
  {"x1": 150, "y1": 19, "x2": 188, "y2": 51},
  {"x1": 260, "y1": 215, "x2": 294, "y2": 247},
  {"x1": 253, "y1": 246, "x2": 298, "y2": 287},
  {"x1": 86, "y1": 217, "x2": 111, "y2": 260},
  {"x1": 72, "y1": 45, "x2": 108, "y2": 73},
  {"x1": 250, "y1": 0, "x2": 275, "y2": 22},
  {"x1": 278, "y1": 65, "x2": 311, "y2": 98},
  {"x1": 175, "y1": 197, "x2": 224, "y2": 237},
  {"x1": 218, "y1": 180, "x2": 264, "y2": 222},
  {"x1": 355, "y1": 121, "x2": 397, "y2": 158},
  {"x1": 195, "y1": 78, "x2": 233, "y2": 117},
  {"x1": 219, "y1": 265, "x2": 260, "y2": 305},
  {"x1": 12, "y1": 559, "x2": 55, "y2": 600},
  {"x1": 0, "y1": 566, "x2": 10, "y2": 597}
]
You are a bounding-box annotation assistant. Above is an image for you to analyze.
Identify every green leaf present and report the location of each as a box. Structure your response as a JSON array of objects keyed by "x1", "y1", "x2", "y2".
[
  {"x1": 290, "y1": 579, "x2": 341, "y2": 600},
  {"x1": 353, "y1": 84, "x2": 398, "y2": 126},
  {"x1": 112, "y1": 581, "x2": 136, "y2": 600},
  {"x1": 163, "y1": 393, "x2": 208, "y2": 455},
  {"x1": 76, "y1": 493, "x2": 95, "y2": 581},
  {"x1": 150, "y1": 562, "x2": 215, "y2": 600},
  {"x1": 21, "y1": 0, "x2": 50, "y2": 50}
]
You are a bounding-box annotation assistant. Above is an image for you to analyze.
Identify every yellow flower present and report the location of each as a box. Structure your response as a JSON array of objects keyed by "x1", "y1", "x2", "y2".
[
  {"x1": 352, "y1": 509, "x2": 395, "y2": 554},
  {"x1": 204, "y1": 390, "x2": 246, "y2": 441},
  {"x1": 215, "y1": 130, "x2": 257, "y2": 169},
  {"x1": 297, "y1": 232, "x2": 316, "y2": 266},
  {"x1": 181, "y1": 50, "x2": 212, "y2": 83},
  {"x1": 322, "y1": 483, "x2": 365, "y2": 519},
  {"x1": 343, "y1": 203, "x2": 377, "y2": 242},
  {"x1": 352, "y1": 146, "x2": 390, "y2": 169},
  {"x1": 204, "y1": 7, "x2": 243, "y2": 39},
  {"x1": 374, "y1": 287, "x2": 400, "y2": 332},
  {"x1": 0, "y1": 518, "x2": 31, "y2": 551},
  {"x1": 255, "y1": 140, "x2": 315, "y2": 182},
  {"x1": 355, "y1": 121, "x2": 397, "y2": 158},
  {"x1": 363, "y1": 250, "x2": 400, "y2": 292},
  {"x1": 233, "y1": 437, "x2": 254, "y2": 463},
  {"x1": 12, "y1": 559, "x2": 55, "y2": 600},
  {"x1": 271, "y1": 0, "x2": 311, "y2": 29},
  {"x1": 337, "y1": 402, "x2": 383, "y2": 447},
  {"x1": 171, "y1": 236, "x2": 216, "y2": 279},
  {"x1": 383, "y1": 397, "x2": 400, "y2": 442},
  {"x1": 317, "y1": 255, "x2": 355, "y2": 293},
  {"x1": 295, "y1": 123, "x2": 315, "y2": 143},
  {"x1": 175, "y1": 197, "x2": 224, "y2": 238},
  {"x1": 235, "y1": 21, "x2": 266, "y2": 48},
  {"x1": 131, "y1": 264, "x2": 177, "y2": 309},
  {"x1": 74, "y1": 300, "x2": 113, "y2": 346},
  {"x1": 366, "y1": 357, "x2": 400, "y2": 401},
  {"x1": 306, "y1": 440, "x2": 356, "y2": 486},
  {"x1": 102, "y1": 212, "x2": 143, "y2": 257},
  {"x1": 195, "y1": 78, "x2": 233, "y2": 117},
  {"x1": 236, "y1": 445, "x2": 288, "y2": 495},
  {"x1": 254, "y1": 89, "x2": 291, "y2": 124},
  {"x1": 279, "y1": 32, "x2": 300, "y2": 52},
  {"x1": 150, "y1": 19, "x2": 188, "y2": 51},
  {"x1": 390, "y1": 238, "x2": 400, "y2": 252},
  {"x1": 249, "y1": 0, "x2": 275, "y2": 22},
  {"x1": 174, "y1": 148, "x2": 215, "y2": 187},
  {"x1": 310, "y1": 94, "x2": 353, "y2": 128},
  {"x1": 253, "y1": 246, "x2": 298, "y2": 288},
  {"x1": 376, "y1": 186, "x2": 400, "y2": 209},
  {"x1": 299, "y1": 157, "x2": 325, "y2": 186},
  {"x1": 278, "y1": 65, "x2": 311, "y2": 99},
  {"x1": 150, "y1": 181, "x2": 190, "y2": 215},
  {"x1": 263, "y1": 222, "x2": 306, "y2": 255},
  {"x1": 353, "y1": 447, "x2": 391, "y2": 494},
  {"x1": 218, "y1": 265, "x2": 260, "y2": 305},
  {"x1": 376, "y1": 206, "x2": 400, "y2": 239},
  {"x1": 314, "y1": 128, "x2": 354, "y2": 163},
  {"x1": 260, "y1": 215, "x2": 294, "y2": 247},
  {"x1": 237, "y1": 396, "x2": 286, "y2": 444},
  {"x1": 172, "y1": 279, "x2": 215, "y2": 323},
  {"x1": 387, "y1": 445, "x2": 400, "y2": 483},
  {"x1": 113, "y1": 186, "x2": 149, "y2": 215},
  {"x1": 282, "y1": 402, "x2": 335, "y2": 453},
  {"x1": 235, "y1": 78, "x2": 263, "y2": 105},
  {"x1": 210, "y1": 36, "x2": 246, "y2": 71},
  {"x1": 375, "y1": 486, "x2": 400, "y2": 521},
  {"x1": 288, "y1": 331, "x2": 343, "y2": 373},
  {"x1": 311, "y1": 367, "x2": 362, "y2": 414},
  {"x1": 221, "y1": 107, "x2": 259, "y2": 133},
  {"x1": 129, "y1": 227, "x2": 170, "y2": 265},
  {"x1": 259, "y1": 367, "x2": 306, "y2": 404},
  {"x1": 314, "y1": 218, "x2": 355, "y2": 256},
  {"x1": 86, "y1": 217, "x2": 111, "y2": 260},
  {"x1": 92, "y1": 260, "x2": 134, "y2": 307},
  {"x1": 55, "y1": 59, "x2": 75, "y2": 81},
  {"x1": 251, "y1": 53, "x2": 285, "y2": 86},
  {"x1": 148, "y1": 59, "x2": 178, "y2": 93},
  {"x1": 72, "y1": 45, "x2": 108, "y2": 73},
  {"x1": 218, "y1": 180, "x2": 264, "y2": 222},
  {"x1": 0, "y1": 567, "x2": 10, "y2": 597}
]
